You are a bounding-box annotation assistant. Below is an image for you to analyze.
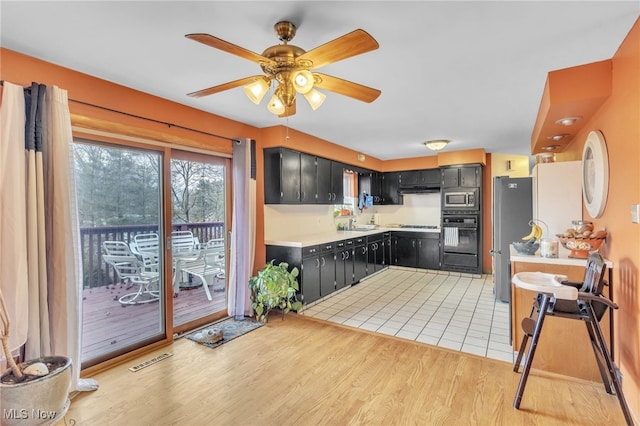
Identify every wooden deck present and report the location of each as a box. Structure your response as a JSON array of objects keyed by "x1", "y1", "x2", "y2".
[{"x1": 81, "y1": 279, "x2": 226, "y2": 362}]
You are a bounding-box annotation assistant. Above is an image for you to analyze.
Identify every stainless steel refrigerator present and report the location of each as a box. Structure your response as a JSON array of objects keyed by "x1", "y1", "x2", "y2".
[{"x1": 491, "y1": 176, "x2": 533, "y2": 303}]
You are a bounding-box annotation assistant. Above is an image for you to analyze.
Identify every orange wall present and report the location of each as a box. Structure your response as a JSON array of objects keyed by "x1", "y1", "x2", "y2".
[{"x1": 555, "y1": 18, "x2": 640, "y2": 416}]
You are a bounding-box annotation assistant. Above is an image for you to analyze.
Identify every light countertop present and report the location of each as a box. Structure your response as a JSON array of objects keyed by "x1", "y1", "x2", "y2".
[
  {"x1": 266, "y1": 227, "x2": 441, "y2": 248},
  {"x1": 509, "y1": 245, "x2": 613, "y2": 268}
]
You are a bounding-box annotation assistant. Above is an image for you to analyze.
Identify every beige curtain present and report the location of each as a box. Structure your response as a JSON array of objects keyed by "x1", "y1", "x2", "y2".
[
  {"x1": 228, "y1": 138, "x2": 256, "y2": 319},
  {"x1": 0, "y1": 82, "x2": 29, "y2": 357},
  {"x1": 0, "y1": 82, "x2": 97, "y2": 392}
]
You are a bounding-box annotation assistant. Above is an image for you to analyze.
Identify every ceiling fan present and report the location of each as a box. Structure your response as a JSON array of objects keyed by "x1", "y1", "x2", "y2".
[{"x1": 185, "y1": 21, "x2": 381, "y2": 117}]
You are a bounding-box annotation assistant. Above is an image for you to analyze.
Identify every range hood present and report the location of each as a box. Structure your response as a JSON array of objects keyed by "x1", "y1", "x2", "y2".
[{"x1": 397, "y1": 185, "x2": 440, "y2": 194}]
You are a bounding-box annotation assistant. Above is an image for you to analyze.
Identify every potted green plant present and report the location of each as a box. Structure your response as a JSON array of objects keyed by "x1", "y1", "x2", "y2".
[
  {"x1": 0, "y1": 288, "x2": 72, "y2": 425},
  {"x1": 249, "y1": 260, "x2": 303, "y2": 323}
]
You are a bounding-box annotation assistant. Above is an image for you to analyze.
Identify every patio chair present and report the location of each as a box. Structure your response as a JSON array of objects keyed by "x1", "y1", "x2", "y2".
[
  {"x1": 178, "y1": 246, "x2": 224, "y2": 301},
  {"x1": 205, "y1": 239, "x2": 226, "y2": 289},
  {"x1": 171, "y1": 230, "x2": 199, "y2": 254},
  {"x1": 512, "y1": 253, "x2": 633, "y2": 425},
  {"x1": 130, "y1": 232, "x2": 160, "y2": 257},
  {"x1": 103, "y1": 242, "x2": 160, "y2": 305}
]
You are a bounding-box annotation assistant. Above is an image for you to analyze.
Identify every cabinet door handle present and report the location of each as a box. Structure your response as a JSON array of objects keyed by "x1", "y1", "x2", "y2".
[
  {"x1": 412, "y1": 240, "x2": 415, "y2": 248},
  {"x1": 362, "y1": 247, "x2": 367, "y2": 254},
  {"x1": 315, "y1": 258, "x2": 320, "y2": 268},
  {"x1": 328, "y1": 193, "x2": 332, "y2": 201},
  {"x1": 418, "y1": 241, "x2": 422, "y2": 248},
  {"x1": 296, "y1": 191, "x2": 301, "y2": 200},
  {"x1": 345, "y1": 251, "x2": 350, "y2": 259},
  {"x1": 321, "y1": 257, "x2": 326, "y2": 267}
]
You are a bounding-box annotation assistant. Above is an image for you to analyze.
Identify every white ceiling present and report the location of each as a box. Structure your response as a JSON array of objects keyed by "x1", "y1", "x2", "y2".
[{"x1": 2, "y1": 1, "x2": 638, "y2": 160}]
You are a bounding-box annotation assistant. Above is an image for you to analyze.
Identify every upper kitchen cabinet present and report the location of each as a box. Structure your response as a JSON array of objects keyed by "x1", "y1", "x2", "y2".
[
  {"x1": 264, "y1": 147, "x2": 317, "y2": 204},
  {"x1": 316, "y1": 157, "x2": 345, "y2": 204},
  {"x1": 441, "y1": 165, "x2": 482, "y2": 188},
  {"x1": 358, "y1": 170, "x2": 383, "y2": 204},
  {"x1": 381, "y1": 172, "x2": 403, "y2": 205},
  {"x1": 398, "y1": 168, "x2": 441, "y2": 194},
  {"x1": 399, "y1": 169, "x2": 440, "y2": 187}
]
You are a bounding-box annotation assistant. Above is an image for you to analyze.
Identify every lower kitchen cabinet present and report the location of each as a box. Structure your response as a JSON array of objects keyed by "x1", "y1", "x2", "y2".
[
  {"x1": 335, "y1": 239, "x2": 353, "y2": 290},
  {"x1": 352, "y1": 237, "x2": 368, "y2": 284},
  {"x1": 301, "y1": 255, "x2": 321, "y2": 304},
  {"x1": 392, "y1": 232, "x2": 440, "y2": 270},
  {"x1": 367, "y1": 233, "x2": 386, "y2": 273},
  {"x1": 266, "y1": 232, "x2": 391, "y2": 305},
  {"x1": 319, "y1": 242, "x2": 336, "y2": 297}
]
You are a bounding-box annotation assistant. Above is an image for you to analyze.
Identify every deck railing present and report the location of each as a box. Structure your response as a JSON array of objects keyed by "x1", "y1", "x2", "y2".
[{"x1": 80, "y1": 222, "x2": 225, "y2": 288}]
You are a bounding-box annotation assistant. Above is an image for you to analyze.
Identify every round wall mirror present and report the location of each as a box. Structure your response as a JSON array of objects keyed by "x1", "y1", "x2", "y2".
[{"x1": 582, "y1": 130, "x2": 609, "y2": 218}]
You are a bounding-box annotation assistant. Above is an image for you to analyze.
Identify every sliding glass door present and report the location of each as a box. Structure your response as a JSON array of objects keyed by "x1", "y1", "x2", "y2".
[
  {"x1": 170, "y1": 150, "x2": 229, "y2": 330},
  {"x1": 74, "y1": 140, "x2": 165, "y2": 367}
]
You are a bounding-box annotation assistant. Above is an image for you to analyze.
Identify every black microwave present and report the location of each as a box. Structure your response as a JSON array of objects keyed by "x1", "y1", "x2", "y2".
[{"x1": 443, "y1": 188, "x2": 479, "y2": 210}]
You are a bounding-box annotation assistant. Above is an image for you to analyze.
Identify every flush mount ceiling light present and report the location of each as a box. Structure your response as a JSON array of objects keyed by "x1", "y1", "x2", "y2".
[
  {"x1": 542, "y1": 145, "x2": 560, "y2": 151},
  {"x1": 185, "y1": 21, "x2": 381, "y2": 117},
  {"x1": 424, "y1": 139, "x2": 450, "y2": 151},
  {"x1": 555, "y1": 116, "x2": 582, "y2": 126}
]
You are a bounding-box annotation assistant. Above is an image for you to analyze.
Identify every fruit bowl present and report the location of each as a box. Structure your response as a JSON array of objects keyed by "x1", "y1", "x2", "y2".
[
  {"x1": 557, "y1": 236, "x2": 605, "y2": 258},
  {"x1": 512, "y1": 241, "x2": 540, "y2": 255}
]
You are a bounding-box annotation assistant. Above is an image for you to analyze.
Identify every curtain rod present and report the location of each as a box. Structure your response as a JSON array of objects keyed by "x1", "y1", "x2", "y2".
[{"x1": 1, "y1": 80, "x2": 235, "y2": 142}]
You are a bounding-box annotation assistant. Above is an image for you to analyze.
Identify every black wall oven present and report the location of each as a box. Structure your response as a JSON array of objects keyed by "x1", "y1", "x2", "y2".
[{"x1": 442, "y1": 212, "x2": 480, "y2": 273}]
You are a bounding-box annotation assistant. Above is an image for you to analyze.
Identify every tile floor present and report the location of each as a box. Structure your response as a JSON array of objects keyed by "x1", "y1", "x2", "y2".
[{"x1": 301, "y1": 267, "x2": 516, "y2": 363}]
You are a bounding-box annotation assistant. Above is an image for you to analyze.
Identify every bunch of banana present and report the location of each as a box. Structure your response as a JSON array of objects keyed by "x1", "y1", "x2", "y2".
[{"x1": 521, "y1": 222, "x2": 543, "y2": 243}]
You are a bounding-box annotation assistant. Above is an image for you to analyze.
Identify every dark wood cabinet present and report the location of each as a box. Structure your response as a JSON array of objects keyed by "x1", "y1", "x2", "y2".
[
  {"x1": 300, "y1": 152, "x2": 317, "y2": 203},
  {"x1": 392, "y1": 231, "x2": 440, "y2": 270},
  {"x1": 367, "y1": 234, "x2": 385, "y2": 273},
  {"x1": 331, "y1": 161, "x2": 345, "y2": 204},
  {"x1": 381, "y1": 172, "x2": 403, "y2": 205},
  {"x1": 417, "y1": 234, "x2": 440, "y2": 270},
  {"x1": 319, "y1": 242, "x2": 336, "y2": 297},
  {"x1": 335, "y1": 240, "x2": 352, "y2": 290},
  {"x1": 383, "y1": 233, "x2": 393, "y2": 267},
  {"x1": 301, "y1": 253, "x2": 321, "y2": 304},
  {"x1": 358, "y1": 171, "x2": 383, "y2": 204},
  {"x1": 442, "y1": 165, "x2": 481, "y2": 188},
  {"x1": 317, "y1": 158, "x2": 344, "y2": 204},
  {"x1": 352, "y1": 237, "x2": 368, "y2": 283},
  {"x1": 264, "y1": 147, "x2": 317, "y2": 204},
  {"x1": 398, "y1": 168, "x2": 441, "y2": 187}
]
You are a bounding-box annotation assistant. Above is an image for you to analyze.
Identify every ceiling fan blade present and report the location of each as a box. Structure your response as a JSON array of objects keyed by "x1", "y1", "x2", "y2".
[
  {"x1": 298, "y1": 29, "x2": 379, "y2": 69},
  {"x1": 279, "y1": 98, "x2": 296, "y2": 117},
  {"x1": 185, "y1": 33, "x2": 276, "y2": 67},
  {"x1": 187, "y1": 76, "x2": 265, "y2": 98},
  {"x1": 313, "y1": 73, "x2": 381, "y2": 103}
]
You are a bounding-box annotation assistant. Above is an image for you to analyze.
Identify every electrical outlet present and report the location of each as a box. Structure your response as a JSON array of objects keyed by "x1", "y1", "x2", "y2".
[{"x1": 632, "y1": 204, "x2": 640, "y2": 224}]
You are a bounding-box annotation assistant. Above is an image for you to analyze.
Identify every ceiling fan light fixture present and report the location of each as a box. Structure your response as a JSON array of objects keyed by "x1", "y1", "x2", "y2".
[
  {"x1": 303, "y1": 88, "x2": 326, "y2": 110},
  {"x1": 243, "y1": 77, "x2": 270, "y2": 104},
  {"x1": 291, "y1": 69, "x2": 314, "y2": 94},
  {"x1": 267, "y1": 92, "x2": 286, "y2": 115},
  {"x1": 424, "y1": 139, "x2": 450, "y2": 151}
]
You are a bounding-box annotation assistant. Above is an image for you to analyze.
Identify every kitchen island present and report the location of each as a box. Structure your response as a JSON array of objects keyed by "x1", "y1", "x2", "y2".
[{"x1": 510, "y1": 248, "x2": 613, "y2": 382}]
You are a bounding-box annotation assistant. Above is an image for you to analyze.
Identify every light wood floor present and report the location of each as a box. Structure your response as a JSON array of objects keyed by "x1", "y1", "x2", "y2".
[{"x1": 66, "y1": 313, "x2": 628, "y2": 425}]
